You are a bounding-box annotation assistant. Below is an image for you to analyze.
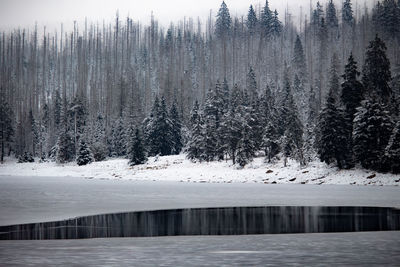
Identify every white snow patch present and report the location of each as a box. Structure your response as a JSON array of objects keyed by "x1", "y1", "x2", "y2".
[{"x1": 1, "y1": 154, "x2": 399, "y2": 186}]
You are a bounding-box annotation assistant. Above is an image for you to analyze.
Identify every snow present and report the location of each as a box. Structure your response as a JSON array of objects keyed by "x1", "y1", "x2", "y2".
[{"x1": 1, "y1": 154, "x2": 399, "y2": 186}]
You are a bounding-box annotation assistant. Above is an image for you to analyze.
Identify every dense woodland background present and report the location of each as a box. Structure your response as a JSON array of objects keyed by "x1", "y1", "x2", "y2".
[{"x1": 0, "y1": 0, "x2": 399, "y2": 173}]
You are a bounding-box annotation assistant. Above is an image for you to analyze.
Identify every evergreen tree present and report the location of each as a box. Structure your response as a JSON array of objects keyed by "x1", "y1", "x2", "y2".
[
  {"x1": 385, "y1": 120, "x2": 400, "y2": 173},
  {"x1": 53, "y1": 90, "x2": 61, "y2": 128},
  {"x1": 0, "y1": 93, "x2": 14, "y2": 163},
  {"x1": 271, "y1": 10, "x2": 282, "y2": 37},
  {"x1": 353, "y1": 99, "x2": 393, "y2": 171},
  {"x1": 328, "y1": 54, "x2": 340, "y2": 101},
  {"x1": 279, "y1": 71, "x2": 304, "y2": 160},
  {"x1": 362, "y1": 35, "x2": 392, "y2": 102},
  {"x1": 260, "y1": 0, "x2": 273, "y2": 38},
  {"x1": 236, "y1": 118, "x2": 255, "y2": 167},
  {"x1": 91, "y1": 113, "x2": 107, "y2": 161},
  {"x1": 128, "y1": 128, "x2": 147, "y2": 166},
  {"x1": 76, "y1": 139, "x2": 93, "y2": 166},
  {"x1": 146, "y1": 96, "x2": 174, "y2": 156},
  {"x1": 341, "y1": 53, "x2": 364, "y2": 122},
  {"x1": 187, "y1": 100, "x2": 205, "y2": 161},
  {"x1": 56, "y1": 130, "x2": 75, "y2": 163},
  {"x1": 110, "y1": 117, "x2": 126, "y2": 157},
  {"x1": 312, "y1": 2, "x2": 324, "y2": 26},
  {"x1": 246, "y1": 5, "x2": 258, "y2": 35},
  {"x1": 326, "y1": 0, "x2": 339, "y2": 28},
  {"x1": 246, "y1": 67, "x2": 258, "y2": 101},
  {"x1": 169, "y1": 100, "x2": 183, "y2": 155},
  {"x1": 293, "y1": 35, "x2": 307, "y2": 80},
  {"x1": 221, "y1": 105, "x2": 242, "y2": 164},
  {"x1": 215, "y1": 1, "x2": 232, "y2": 38},
  {"x1": 316, "y1": 90, "x2": 351, "y2": 169},
  {"x1": 342, "y1": 0, "x2": 354, "y2": 26},
  {"x1": 263, "y1": 119, "x2": 280, "y2": 163}
]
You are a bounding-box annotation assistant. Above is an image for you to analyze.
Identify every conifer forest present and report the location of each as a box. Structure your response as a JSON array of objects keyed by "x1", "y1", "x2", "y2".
[{"x1": 1, "y1": 0, "x2": 400, "y2": 174}]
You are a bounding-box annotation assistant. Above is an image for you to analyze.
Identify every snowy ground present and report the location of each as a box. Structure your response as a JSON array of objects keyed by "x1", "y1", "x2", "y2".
[{"x1": 1, "y1": 154, "x2": 399, "y2": 186}]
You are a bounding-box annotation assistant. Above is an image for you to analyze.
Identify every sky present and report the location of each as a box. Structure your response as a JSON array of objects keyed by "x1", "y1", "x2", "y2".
[{"x1": 0, "y1": 0, "x2": 373, "y2": 32}]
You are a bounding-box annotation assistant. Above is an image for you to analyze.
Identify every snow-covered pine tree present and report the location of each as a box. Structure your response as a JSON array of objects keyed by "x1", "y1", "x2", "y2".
[
  {"x1": 341, "y1": 53, "x2": 364, "y2": 122},
  {"x1": 221, "y1": 105, "x2": 242, "y2": 164},
  {"x1": 169, "y1": 100, "x2": 183, "y2": 155},
  {"x1": 312, "y1": 1, "x2": 324, "y2": 26},
  {"x1": 146, "y1": 96, "x2": 174, "y2": 156},
  {"x1": 293, "y1": 35, "x2": 307, "y2": 81},
  {"x1": 236, "y1": 107, "x2": 255, "y2": 167},
  {"x1": 128, "y1": 128, "x2": 147, "y2": 166},
  {"x1": 260, "y1": 0, "x2": 273, "y2": 38},
  {"x1": 187, "y1": 100, "x2": 205, "y2": 161},
  {"x1": 110, "y1": 117, "x2": 126, "y2": 157},
  {"x1": 326, "y1": 0, "x2": 339, "y2": 28},
  {"x1": 0, "y1": 93, "x2": 14, "y2": 163},
  {"x1": 263, "y1": 119, "x2": 280, "y2": 163},
  {"x1": 56, "y1": 130, "x2": 75, "y2": 163},
  {"x1": 316, "y1": 89, "x2": 351, "y2": 169},
  {"x1": 246, "y1": 5, "x2": 258, "y2": 35},
  {"x1": 270, "y1": 10, "x2": 282, "y2": 37},
  {"x1": 215, "y1": 1, "x2": 232, "y2": 38},
  {"x1": 246, "y1": 67, "x2": 258, "y2": 102},
  {"x1": 342, "y1": 0, "x2": 354, "y2": 26},
  {"x1": 76, "y1": 139, "x2": 93, "y2": 166},
  {"x1": 362, "y1": 35, "x2": 392, "y2": 102},
  {"x1": 353, "y1": 99, "x2": 393, "y2": 171},
  {"x1": 385, "y1": 120, "x2": 400, "y2": 173},
  {"x1": 90, "y1": 113, "x2": 107, "y2": 161},
  {"x1": 279, "y1": 70, "x2": 304, "y2": 162}
]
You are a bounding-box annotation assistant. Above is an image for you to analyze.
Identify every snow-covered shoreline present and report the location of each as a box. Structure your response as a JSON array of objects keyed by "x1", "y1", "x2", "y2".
[{"x1": 1, "y1": 154, "x2": 399, "y2": 186}]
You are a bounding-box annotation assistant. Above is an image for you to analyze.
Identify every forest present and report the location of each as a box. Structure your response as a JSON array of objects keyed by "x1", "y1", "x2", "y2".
[{"x1": 0, "y1": 0, "x2": 399, "y2": 173}]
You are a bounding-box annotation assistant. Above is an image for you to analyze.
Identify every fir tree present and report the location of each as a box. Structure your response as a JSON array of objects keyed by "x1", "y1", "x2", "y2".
[
  {"x1": 312, "y1": 2, "x2": 324, "y2": 26},
  {"x1": 56, "y1": 130, "x2": 75, "y2": 163},
  {"x1": 362, "y1": 35, "x2": 392, "y2": 102},
  {"x1": 128, "y1": 128, "x2": 147, "y2": 166},
  {"x1": 169, "y1": 101, "x2": 183, "y2": 155},
  {"x1": 316, "y1": 90, "x2": 351, "y2": 169},
  {"x1": 279, "y1": 71, "x2": 304, "y2": 159},
  {"x1": 385, "y1": 120, "x2": 400, "y2": 173},
  {"x1": 341, "y1": 53, "x2": 364, "y2": 122},
  {"x1": 246, "y1": 5, "x2": 258, "y2": 35},
  {"x1": 326, "y1": 0, "x2": 339, "y2": 28},
  {"x1": 91, "y1": 113, "x2": 107, "y2": 161},
  {"x1": 146, "y1": 96, "x2": 174, "y2": 156},
  {"x1": 263, "y1": 120, "x2": 280, "y2": 163},
  {"x1": 0, "y1": 93, "x2": 14, "y2": 163},
  {"x1": 342, "y1": 0, "x2": 354, "y2": 26},
  {"x1": 293, "y1": 35, "x2": 307, "y2": 80},
  {"x1": 271, "y1": 10, "x2": 282, "y2": 37},
  {"x1": 187, "y1": 101, "x2": 205, "y2": 161},
  {"x1": 246, "y1": 67, "x2": 258, "y2": 102},
  {"x1": 110, "y1": 117, "x2": 126, "y2": 157},
  {"x1": 353, "y1": 99, "x2": 393, "y2": 171},
  {"x1": 260, "y1": 0, "x2": 273, "y2": 38},
  {"x1": 215, "y1": 1, "x2": 232, "y2": 38},
  {"x1": 76, "y1": 139, "x2": 93, "y2": 166}
]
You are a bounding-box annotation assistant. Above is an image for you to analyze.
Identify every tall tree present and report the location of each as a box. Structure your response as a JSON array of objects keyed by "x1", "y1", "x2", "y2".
[
  {"x1": 169, "y1": 100, "x2": 183, "y2": 155},
  {"x1": 362, "y1": 35, "x2": 392, "y2": 102},
  {"x1": 0, "y1": 93, "x2": 14, "y2": 163},
  {"x1": 128, "y1": 128, "x2": 147, "y2": 166},
  {"x1": 353, "y1": 99, "x2": 393, "y2": 171},
  {"x1": 342, "y1": 0, "x2": 354, "y2": 26}
]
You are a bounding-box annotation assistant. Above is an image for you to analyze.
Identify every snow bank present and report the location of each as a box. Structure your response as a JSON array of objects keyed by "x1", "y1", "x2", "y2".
[{"x1": 0, "y1": 154, "x2": 399, "y2": 186}]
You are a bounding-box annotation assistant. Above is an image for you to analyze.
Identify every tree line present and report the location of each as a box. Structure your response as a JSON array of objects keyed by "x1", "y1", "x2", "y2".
[{"x1": 0, "y1": 0, "x2": 399, "y2": 173}]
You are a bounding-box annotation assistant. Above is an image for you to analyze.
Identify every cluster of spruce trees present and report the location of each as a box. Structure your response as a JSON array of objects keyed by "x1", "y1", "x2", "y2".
[{"x1": 0, "y1": 0, "x2": 399, "y2": 173}]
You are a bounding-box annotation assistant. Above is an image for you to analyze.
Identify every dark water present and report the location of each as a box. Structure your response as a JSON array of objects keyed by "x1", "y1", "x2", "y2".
[
  {"x1": 0, "y1": 232, "x2": 399, "y2": 266},
  {"x1": 1, "y1": 206, "x2": 399, "y2": 240}
]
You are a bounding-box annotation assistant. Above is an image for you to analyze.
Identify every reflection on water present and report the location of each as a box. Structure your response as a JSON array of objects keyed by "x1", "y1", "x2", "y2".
[
  {"x1": 0, "y1": 232, "x2": 399, "y2": 266},
  {"x1": 1, "y1": 206, "x2": 399, "y2": 240}
]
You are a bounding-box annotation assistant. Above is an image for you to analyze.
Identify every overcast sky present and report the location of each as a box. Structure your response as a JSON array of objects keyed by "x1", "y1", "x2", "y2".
[{"x1": 0, "y1": 0, "x2": 373, "y2": 32}]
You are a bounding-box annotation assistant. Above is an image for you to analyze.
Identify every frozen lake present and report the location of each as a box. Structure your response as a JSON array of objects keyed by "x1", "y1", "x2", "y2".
[
  {"x1": 0, "y1": 232, "x2": 399, "y2": 266},
  {"x1": 0, "y1": 175, "x2": 399, "y2": 226}
]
